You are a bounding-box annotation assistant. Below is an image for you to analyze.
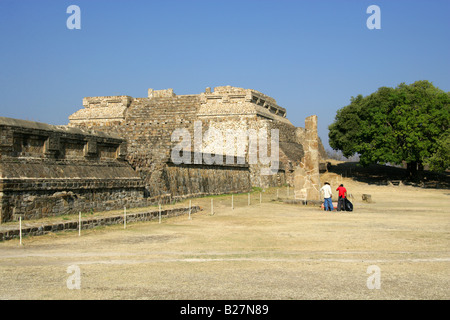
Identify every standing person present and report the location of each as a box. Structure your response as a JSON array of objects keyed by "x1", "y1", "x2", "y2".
[
  {"x1": 336, "y1": 184, "x2": 347, "y2": 212},
  {"x1": 320, "y1": 182, "x2": 333, "y2": 211}
]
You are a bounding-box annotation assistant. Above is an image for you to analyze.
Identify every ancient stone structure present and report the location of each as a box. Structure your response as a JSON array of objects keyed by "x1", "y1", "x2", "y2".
[
  {"x1": 69, "y1": 86, "x2": 325, "y2": 198},
  {"x1": 0, "y1": 85, "x2": 325, "y2": 223},
  {"x1": 0, "y1": 117, "x2": 145, "y2": 223},
  {"x1": 68, "y1": 88, "x2": 253, "y2": 199}
]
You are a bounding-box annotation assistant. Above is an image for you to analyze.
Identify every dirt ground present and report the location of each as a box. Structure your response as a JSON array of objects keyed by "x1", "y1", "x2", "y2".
[{"x1": 0, "y1": 171, "x2": 449, "y2": 300}]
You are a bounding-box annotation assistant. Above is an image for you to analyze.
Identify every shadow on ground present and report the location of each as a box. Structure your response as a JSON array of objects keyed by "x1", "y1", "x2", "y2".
[{"x1": 327, "y1": 161, "x2": 450, "y2": 189}]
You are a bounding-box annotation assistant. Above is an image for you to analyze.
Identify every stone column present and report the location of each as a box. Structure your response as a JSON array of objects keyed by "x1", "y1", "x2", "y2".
[
  {"x1": 294, "y1": 115, "x2": 320, "y2": 201},
  {"x1": 304, "y1": 115, "x2": 320, "y2": 200}
]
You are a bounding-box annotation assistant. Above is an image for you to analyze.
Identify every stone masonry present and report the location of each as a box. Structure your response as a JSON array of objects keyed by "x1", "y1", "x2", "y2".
[
  {"x1": 0, "y1": 85, "x2": 325, "y2": 223},
  {"x1": 293, "y1": 115, "x2": 321, "y2": 201},
  {"x1": 0, "y1": 117, "x2": 145, "y2": 223},
  {"x1": 69, "y1": 86, "x2": 326, "y2": 198}
]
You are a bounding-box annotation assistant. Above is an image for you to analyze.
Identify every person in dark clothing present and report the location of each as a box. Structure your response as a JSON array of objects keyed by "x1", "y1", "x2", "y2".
[{"x1": 336, "y1": 184, "x2": 347, "y2": 212}]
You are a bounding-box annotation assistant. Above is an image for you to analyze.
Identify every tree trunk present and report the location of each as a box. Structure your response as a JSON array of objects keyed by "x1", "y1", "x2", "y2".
[
  {"x1": 418, "y1": 163, "x2": 424, "y2": 171},
  {"x1": 407, "y1": 161, "x2": 418, "y2": 178},
  {"x1": 407, "y1": 161, "x2": 424, "y2": 180}
]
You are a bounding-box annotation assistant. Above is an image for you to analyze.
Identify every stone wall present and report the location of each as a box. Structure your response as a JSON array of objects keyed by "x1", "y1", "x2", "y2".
[
  {"x1": 165, "y1": 153, "x2": 251, "y2": 199},
  {"x1": 0, "y1": 117, "x2": 145, "y2": 223}
]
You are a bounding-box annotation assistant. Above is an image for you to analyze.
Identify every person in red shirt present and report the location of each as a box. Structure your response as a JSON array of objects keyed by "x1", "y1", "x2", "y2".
[{"x1": 336, "y1": 184, "x2": 347, "y2": 211}]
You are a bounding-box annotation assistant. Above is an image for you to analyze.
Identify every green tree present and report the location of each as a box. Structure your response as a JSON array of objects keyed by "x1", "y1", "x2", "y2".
[
  {"x1": 328, "y1": 80, "x2": 449, "y2": 176},
  {"x1": 425, "y1": 129, "x2": 450, "y2": 172}
]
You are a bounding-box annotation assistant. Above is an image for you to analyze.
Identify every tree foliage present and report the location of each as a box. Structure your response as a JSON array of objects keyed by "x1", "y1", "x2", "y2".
[
  {"x1": 328, "y1": 80, "x2": 449, "y2": 175},
  {"x1": 425, "y1": 129, "x2": 450, "y2": 172}
]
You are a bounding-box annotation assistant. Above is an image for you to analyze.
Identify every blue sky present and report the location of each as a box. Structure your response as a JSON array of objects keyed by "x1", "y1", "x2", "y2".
[{"x1": 1, "y1": 0, "x2": 449, "y2": 149}]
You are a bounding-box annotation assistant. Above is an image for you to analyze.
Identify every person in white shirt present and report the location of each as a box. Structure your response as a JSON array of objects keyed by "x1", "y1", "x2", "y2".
[{"x1": 320, "y1": 182, "x2": 334, "y2": 211}]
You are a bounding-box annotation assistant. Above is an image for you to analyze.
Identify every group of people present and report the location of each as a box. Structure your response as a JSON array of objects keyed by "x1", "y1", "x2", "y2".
[{"x1": 319, "y1": 182, "x2": 350, "y2": 212}]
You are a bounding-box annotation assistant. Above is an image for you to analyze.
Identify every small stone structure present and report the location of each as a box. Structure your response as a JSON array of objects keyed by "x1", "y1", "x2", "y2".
[{"x1": 362, "y1": 194, "x2": 372, "y2": 203}]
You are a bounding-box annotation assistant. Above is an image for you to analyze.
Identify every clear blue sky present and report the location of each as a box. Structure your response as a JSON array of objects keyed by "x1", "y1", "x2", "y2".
[{"x1": 1, "y1": 0, "x2": 449, "y2": 149}]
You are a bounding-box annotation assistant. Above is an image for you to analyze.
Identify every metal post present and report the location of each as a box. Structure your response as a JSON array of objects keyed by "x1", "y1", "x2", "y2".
[
  {"x1": 124, "y1": 206, "x2": 127, "y2": 229},
  {"x1": 19, "y1": 217, "x2": 22, "y2": 246},
  {"x1": 159, "y1": 204, "x2": 161, "y2": 224},
  {"x1": 78, "y1": 212, "x2": 81, "y2": 236},
  {"x1": 189, "y1": 200, "x2": 192, "y2": 220}
]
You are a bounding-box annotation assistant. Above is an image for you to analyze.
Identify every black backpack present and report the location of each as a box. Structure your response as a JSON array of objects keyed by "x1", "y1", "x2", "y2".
[{"x1": 345, "y1": 198, "x2": 353, "y2": 212}]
